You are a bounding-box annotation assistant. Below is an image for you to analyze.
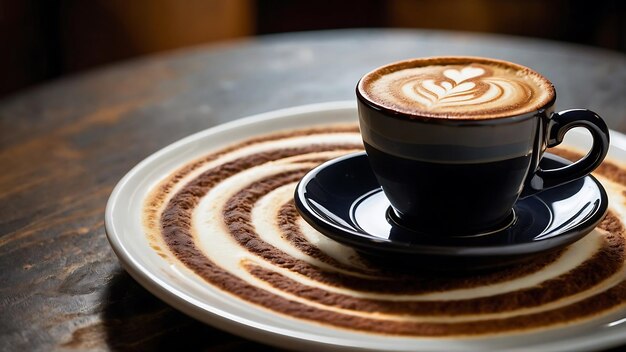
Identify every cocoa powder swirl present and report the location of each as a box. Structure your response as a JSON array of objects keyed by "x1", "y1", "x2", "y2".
[
  {"x1": 359, "y1": 57, "x2": 555, "y2": 119},
  {"x1": 144, "y1": 125, "x2": 626, "y2": 336}
]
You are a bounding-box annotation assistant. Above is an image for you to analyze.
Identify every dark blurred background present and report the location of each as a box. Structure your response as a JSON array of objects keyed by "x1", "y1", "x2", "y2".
[{"x1": 1, "y1": 0, "x2": 624, "y2": 99}]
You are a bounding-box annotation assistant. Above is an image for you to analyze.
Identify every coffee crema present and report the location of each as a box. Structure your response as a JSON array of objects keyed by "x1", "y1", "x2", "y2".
[{"x1": 358, "y1": 57, "x2": 555, "y2": 119}]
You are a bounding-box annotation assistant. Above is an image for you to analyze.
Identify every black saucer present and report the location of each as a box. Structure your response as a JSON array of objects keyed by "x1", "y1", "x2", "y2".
[{"x1": 294, "y1": 152, "x2": 608, "y2": 271}]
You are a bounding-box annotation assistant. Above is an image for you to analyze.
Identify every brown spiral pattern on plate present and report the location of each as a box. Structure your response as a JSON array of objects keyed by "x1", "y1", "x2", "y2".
[{"x1": 144, "y1": 124, "x2": 626, "y2": 336}]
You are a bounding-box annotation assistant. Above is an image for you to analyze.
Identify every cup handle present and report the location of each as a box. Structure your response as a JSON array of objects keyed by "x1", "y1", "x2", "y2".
[{"x1": 523, "y1": 109, "x2": 610, "y2": 196}]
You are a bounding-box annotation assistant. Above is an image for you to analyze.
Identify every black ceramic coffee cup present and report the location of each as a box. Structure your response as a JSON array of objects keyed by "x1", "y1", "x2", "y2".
[{"x1": 356, "y1": 57, "x2": 610, "y2": 236}]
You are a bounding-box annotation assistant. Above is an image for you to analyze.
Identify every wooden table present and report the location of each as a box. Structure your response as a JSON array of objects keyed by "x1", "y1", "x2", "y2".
[{"x1": 1, "y1": 29, "x2": 625, "y2": 351}]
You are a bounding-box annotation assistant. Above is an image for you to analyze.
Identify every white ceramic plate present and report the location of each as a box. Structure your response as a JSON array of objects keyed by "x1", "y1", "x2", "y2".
[{"x1": 105, "y1": 102, "x2": 626, "y2": 352}]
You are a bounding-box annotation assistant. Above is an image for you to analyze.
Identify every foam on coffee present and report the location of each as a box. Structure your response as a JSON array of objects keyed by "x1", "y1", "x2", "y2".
[{"x1": 359, "y1": 57, "x2": 555, "y2": 119}]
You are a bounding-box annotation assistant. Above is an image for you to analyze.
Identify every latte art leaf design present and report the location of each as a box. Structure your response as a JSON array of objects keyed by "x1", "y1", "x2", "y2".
[
  {"x1": 361, "y1": 58, "x2": 556, "y2": 118},
  {"x1": 399, "y1": 65, "x2": 532, "y2": 110}
]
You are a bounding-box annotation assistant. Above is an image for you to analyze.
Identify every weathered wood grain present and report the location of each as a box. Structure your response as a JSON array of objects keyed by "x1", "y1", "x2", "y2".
[{"x1": 0, "y1": 29, "x2": 625, "y2": 351}]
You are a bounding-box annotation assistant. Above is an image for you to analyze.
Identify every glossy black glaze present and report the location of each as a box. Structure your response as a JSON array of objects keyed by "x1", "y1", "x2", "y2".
[
  {"x1": 363, "y1": 142, "x2": 531, "y2": 235},
  {"x1": 523, "y1": 109, "x2": 610, "y2": 196},
  {"x1": 357, "y1": 73, "x2": 610, "y2": 235},
  {"x1": 294, "y1": 152, "x2": 608, "y2": 271},
  {"x1": 358, "y1": 93, "x2": 549, "y2": 234}
]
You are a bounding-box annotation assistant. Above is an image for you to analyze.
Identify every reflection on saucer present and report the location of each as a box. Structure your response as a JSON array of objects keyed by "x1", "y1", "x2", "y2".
[
  {"x1": 143, "y1": 124, "x2": 626, "y2": 337},
  {"x1": 295, "y1": 151, "x2": 608, "y2": 270}
]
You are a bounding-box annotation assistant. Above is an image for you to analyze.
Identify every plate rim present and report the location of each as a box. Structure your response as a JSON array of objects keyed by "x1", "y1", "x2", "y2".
[{"x1": 105, "y1": 101, "x2": 626, "y2": 352}]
